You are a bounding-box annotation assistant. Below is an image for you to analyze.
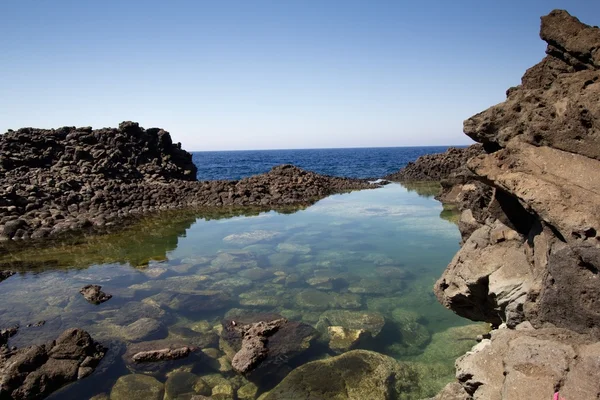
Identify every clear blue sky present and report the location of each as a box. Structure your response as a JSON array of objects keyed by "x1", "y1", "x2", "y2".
[{"x1": 1, "y1": 1, "x2": 598, "y2": 150}]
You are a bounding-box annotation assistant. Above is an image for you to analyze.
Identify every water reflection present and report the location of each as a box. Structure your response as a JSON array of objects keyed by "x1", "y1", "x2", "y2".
[{"x1": 0, "y1": 184, "x2": 485, "y2": 399}]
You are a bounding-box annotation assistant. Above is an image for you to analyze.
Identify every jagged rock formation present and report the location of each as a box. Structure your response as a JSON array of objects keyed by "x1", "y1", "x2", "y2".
[
  {"x1": 0, "y1": 328, "x2": 105, "y2": 400},
  {"x1": 433, "y1": 10, "x2": 600, "y2": 399},
  {"x1": 0, "y1": 122, "x2": 378, "y2": 242},
  {"x1": 384, "y1": 145, "x2": 484, "y2": 182}
]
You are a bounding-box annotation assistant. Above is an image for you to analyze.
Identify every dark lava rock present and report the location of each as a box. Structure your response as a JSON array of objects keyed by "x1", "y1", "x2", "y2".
[
  {"x1": 0, "y1": 328, "x2": 105, "y2": 400},
  {"x1": 131, "y1": 346, "x2": 193, "y2": 363},
  {"x1": 79, "y1": 285, "x2": 112, "y2": 305},
  {"x1": 0, "y1": 122, "x2": 379, "y2": 243},
  {"x1": 221, "y1": 314, "x2": 319, "y2": 387},
  {"x1": 0, "y1": 271, "x2": 15, "y2": 283},
  {"x1": 384, "y1": 144, "x2": 484, "y2": 182},
  {"x1": 0, "y1": 326, "x2": 18, "y2": 346},
  {"x1": 230, "y1": 318, "x2": 287, "y2": 374}
]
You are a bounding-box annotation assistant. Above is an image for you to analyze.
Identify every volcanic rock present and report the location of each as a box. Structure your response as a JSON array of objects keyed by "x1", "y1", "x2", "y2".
[
  {"x1": 0, "y1": 328, "x2": 105, "y2": 400},
  {"x1": 79, "y1": 284, "x2": 112, "y2": 304}
]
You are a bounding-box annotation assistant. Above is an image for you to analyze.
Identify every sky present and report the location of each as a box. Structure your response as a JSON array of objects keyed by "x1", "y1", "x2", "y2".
[{"x1": 1, "y1": 1, "x2": 599, "y2": 151}]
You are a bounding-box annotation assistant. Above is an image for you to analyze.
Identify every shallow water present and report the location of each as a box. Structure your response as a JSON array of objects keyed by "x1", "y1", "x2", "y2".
[{"x1": 0, "y1": 183, "x2": 484, "y2": 399}]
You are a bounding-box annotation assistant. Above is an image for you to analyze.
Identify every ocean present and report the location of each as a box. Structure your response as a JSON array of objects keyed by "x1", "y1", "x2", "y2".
[{"x1": 192, "y1": 146, "x2": 456, "y2": 180}]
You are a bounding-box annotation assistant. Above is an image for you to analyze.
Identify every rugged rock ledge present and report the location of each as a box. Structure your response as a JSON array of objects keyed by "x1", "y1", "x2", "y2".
[
  {"x1": 0, "y1": 328, "x2": 105, "y2": 400},
  {"x1": 432, "y1": 10, "x2": 600, "y2": 399},
  {"x1": 384, "y1": 145, "x2": 484, "y2": 182},
  {"x1": 0, "y1": 122, "x2": 378, "y2": 242}
]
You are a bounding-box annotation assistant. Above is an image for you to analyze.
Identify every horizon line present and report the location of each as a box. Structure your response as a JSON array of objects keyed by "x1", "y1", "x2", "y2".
[{"x1": 189, "y1": 143, "x2": 472, "y2": 152}]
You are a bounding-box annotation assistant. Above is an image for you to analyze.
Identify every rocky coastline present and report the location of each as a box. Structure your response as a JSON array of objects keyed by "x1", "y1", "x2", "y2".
[
  {"x1": 0, "y1": 122, "x2": 378, "y2": 243},
  {"x1": 424, "y1": 9, "x2": 600, "y2": 399}
]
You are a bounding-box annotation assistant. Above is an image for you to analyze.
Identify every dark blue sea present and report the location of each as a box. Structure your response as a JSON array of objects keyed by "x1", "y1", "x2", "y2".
[{"x1": 192, "y1": 146, "x2": 457, "y2": 181}]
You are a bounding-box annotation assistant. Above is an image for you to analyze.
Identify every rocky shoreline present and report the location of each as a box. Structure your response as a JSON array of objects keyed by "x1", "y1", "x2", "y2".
[
  {"x1": 0, "y1": 122, "x2": 379, "y2": 243},
  {"x1": 425, "y1": 9, "x2": 600, "y2": 399}
]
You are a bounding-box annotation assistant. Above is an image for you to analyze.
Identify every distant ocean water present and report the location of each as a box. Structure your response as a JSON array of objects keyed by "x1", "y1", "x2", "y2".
[{"x1": 192, "y1": 146, "x2": 460, "y2": 181}]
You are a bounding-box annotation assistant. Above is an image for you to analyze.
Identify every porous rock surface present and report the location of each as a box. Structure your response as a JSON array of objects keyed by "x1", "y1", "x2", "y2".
[
  {"x1": 384, "y1": 145, "x2": 484, "y2": 182},
  {"x1": 0, "y1": 121, "x2": 377, "y2": 242},
  {"x1": 432, "y1": 10, "x2": 600, "y2": 399},
  {"x1": 0, "y1": 328, "x2": 105, "y2": 400}
]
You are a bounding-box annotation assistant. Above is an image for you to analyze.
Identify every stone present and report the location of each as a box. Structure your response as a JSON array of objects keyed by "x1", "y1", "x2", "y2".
[
  {"x1": 262, "y1": 350, "x2": 420, "y2": 400},
  {"x1": 295, "y1": 289, "x2": 336, "y2": 310},
  {"x1": 164, "y1": 371, "x2": 204, "y2": 400},
  {"x1": 223, "y1": 230, "x2": 281, "y2": 245},
  {"x1": 79, "y1": 284, "x2": 112, "y2": 304},
  {"x1": 237, "y1": 382, "x2": 259, "y2": 399},
  {"x1": 0, "y1": 328, "x2": 105, "y2": 400},
  {"x1": 316, "y1": 310, "x2": 386, "y2": 353},
  {"x1": 123, "y1": 318, "x2": 168, "y2": 342},
  {"x1": 110, "y1": 374, "x2": 165, "y2": 400}
]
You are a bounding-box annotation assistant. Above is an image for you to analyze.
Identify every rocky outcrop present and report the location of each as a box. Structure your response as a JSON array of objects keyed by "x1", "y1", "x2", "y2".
[
  {"x1": 0, "y1": 123, "x2": 379, "y2": 242},
  {"x1": 0, "y1": 328, "x2": 105, "y2": 400},
  {"x1": 384, "y1": 145, "x2": 484, "y2": 182},
  {"x1": 433, "y1": 9, "x2": 600, "y2": 399},
  {"x1": 79, "y1": 285, "x2": 112, "y2": 305}
]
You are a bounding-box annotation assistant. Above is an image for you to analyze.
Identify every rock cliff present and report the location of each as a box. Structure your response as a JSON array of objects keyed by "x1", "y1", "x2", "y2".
[
  {"x1": 0, "y1": 123, "x2": 376, "y2": 242},
  {"x1": 432, "y1": 10, "x2": 600, "y2": 399}
]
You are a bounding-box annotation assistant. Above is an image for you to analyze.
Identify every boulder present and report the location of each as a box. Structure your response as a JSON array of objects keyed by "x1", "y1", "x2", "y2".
[
  {"x1": 110, "y1": 374, "x2": 164, "y2": 400},
  {"x1": 79, "y1": 284, "x2": 112, "y2": 304},
  {"x1": 0, "y1": 328, "x2": 105, "y2": 400},
  {"x1": 262, "y1": 350, "x2": 420, "y2": 400}
]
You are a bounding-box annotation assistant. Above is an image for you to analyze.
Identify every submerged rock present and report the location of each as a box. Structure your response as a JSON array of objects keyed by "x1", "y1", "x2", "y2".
[
  {"x1": 79, "y1": 284, "x2": 112, "y2": 304},
  {"x1": 0, "y1": 325, "x2": 18, "y2": 346},
  {"x1": 110, "y1": 374, "x2": 165, "y2": 400},
  {"x1": 0, "y1": 328, "x2": 106, "y2": 400},
  {"x1": 223, "y1": 230, "x2": 281, "y2": 246},
  {"x1": 262, "y1": 350, "x2": 420, "y2": 400},
  {"x1": 230, "y1": 317, "x2": 287, "y2": 374},
  {"x1": 221, "y1": 314, "x2": 318, "y2": 386},
  {"x1": 316, "y1": 310, "x2": 386, "y2": 353}
]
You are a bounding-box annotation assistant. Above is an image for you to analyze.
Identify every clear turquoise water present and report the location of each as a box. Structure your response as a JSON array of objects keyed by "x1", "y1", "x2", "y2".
[{"x1": 0, "y1": 184, "x2": 482, "y2": 399}]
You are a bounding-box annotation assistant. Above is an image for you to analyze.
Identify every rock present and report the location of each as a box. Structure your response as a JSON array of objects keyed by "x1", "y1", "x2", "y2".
[
  {"x1": 79, "y1": 284, "x2": 112, "y2": 304},
  {"x1": 454, "y1": 327, "x2": 600, "y2": 400},
  {"x1": 384, "y1": 145, "x2": 484, "y2": 182},
  {"x1": 221, "y1": 314, "x2": 318, "y2": 385},
  {"x1": 122, "y1": 318, "x2": 168, "y2": 342},
  {"x1": 237, "y1": 382, "x2": 259, "y2": 400},
  {"x1": 0, "y1": 270, "x2": 15, "y2": 283},
  {"x1": 262, "y1": 350, "x2": 420, "y2": 400},
  {"x1": 0, "y1": 328, "x2": 105, "y2": 400},
  {"x1": 316, "y1": 310, "x2": 386, "y2": 353},
  {"x1": 229, "y1": 318, "x2": 288, "y2": 374},
  {"x1": 132, "y1": 346, "x2": 193, "y2": 363},
  {"x1": 164, "y1": 371, "x2": 205, "y2": 400},
  {"x1": 223, "y1": 230, "x2": 281, "y2": 245},
  {"x1": 390, "y1": 308, "x2": 431, "y2": 349},
  {"x1": 0, "y1": 121, "x2": 379, "y2": 243},
  {"x1": 212, "y1": 383, "x2": 234, "y2": 400},
  {"x1": 0, "y1": 325, "x2": 18, "y2": 346},
  {"x1": 110, "y1": 374, "x2": 165, "y2": 400},
  {"x1": 295, "y1": 289, "x2": 336, "y2": 310},
  {"x1": 431, "y1": 9, "x2": 600, "y2": 398}
]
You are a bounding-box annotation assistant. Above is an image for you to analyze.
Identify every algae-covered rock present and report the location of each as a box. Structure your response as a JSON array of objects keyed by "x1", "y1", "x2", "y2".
[
  {"x1": 390, "y1": 308, "x2": 431, "y2": 349},
  {"x1": 417, "y1": 323, "x2": 490, "y2": 364},
  {"x1": 164, "y1": 371, "x2": 204, "y2": 400},
  {"x1": 295, "y1": 289, "x2": 336, "y2": 310},
  {"x1": 110, "y1": 374, "x2": 164, "y2": 400},
  {"x1": 333, "y1": 293, "x2": 362, "y2": 309},
  {"x1": 237, "y1": 382, "x2": 259, "y2": 399},
  {"x1": 316, "y1": 310, "x2": 386, "y2": 353},
  {"x1": 262, "y1": 350, "x2": 420, "y2": 400},
  {"x1": 212, "y1": 383, "x2": 235, "y2": 400}
]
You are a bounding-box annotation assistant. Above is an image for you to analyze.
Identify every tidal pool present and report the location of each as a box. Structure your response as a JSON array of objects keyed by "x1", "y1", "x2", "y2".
[{"x1": 0, "y1": 183, "x2": 486, "y2": 399}]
